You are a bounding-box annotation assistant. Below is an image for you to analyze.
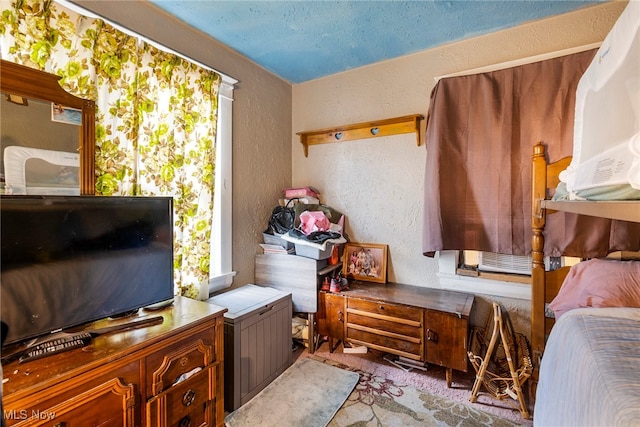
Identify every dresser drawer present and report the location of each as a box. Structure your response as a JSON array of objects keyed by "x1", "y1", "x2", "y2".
[
  {"x1": 147, "y1": 366, "x2": 215, "y2": 427},
  {"x1": 146, "y1": 329, "x2": 216, "y2": 396},
  {"x1": 347, "y1": 312, "x2": 422, "y2": 339},
  {"x1": 347, "y1": 328, "x2": 423, "y2": 360},
  {"x1": 345, "y1": 298, "x2": 423, "y2": 360},
  {"x1": 4, "y1": 359, "x2": 139, "y2": 427},
  {"x1": 7, "y1": 375, "x2": 136, "y2": 427},
  {"x1": 347, "y1": 298, "x2": 422, "y2": 321}
]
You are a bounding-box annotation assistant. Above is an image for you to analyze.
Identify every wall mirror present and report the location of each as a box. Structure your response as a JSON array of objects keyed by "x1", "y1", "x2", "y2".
[{"x1": 1, "y1": 59, "x2": 95, "y2": 195}]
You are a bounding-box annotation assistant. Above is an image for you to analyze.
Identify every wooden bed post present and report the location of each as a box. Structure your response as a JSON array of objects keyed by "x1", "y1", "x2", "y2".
[
  {"x1": 531, "y1": 143, "x2": 547, "y2": 362},
  {"x1": 530, "y1": 144, "x2": 574, "y2": 401}
]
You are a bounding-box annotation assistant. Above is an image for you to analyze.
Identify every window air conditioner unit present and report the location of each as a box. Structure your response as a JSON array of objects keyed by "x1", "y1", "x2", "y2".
[{"x1": 477, "y1": 252, "x2": 551, "y2": 275}]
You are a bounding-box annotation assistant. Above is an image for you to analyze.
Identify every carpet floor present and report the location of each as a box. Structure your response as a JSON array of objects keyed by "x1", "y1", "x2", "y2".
[{"x1": 295, "y1": 341, "x2": 534, "y2": 426}]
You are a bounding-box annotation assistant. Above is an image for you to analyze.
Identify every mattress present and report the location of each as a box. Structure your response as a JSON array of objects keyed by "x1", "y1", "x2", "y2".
[{"x1": 534, "y1": 307, "x2": 640, "y2": 426}]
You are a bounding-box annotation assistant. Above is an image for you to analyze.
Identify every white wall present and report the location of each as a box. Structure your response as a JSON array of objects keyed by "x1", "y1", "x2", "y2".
[{"x1": 292, "y1": 2, "x2": 627, "y2": 330}]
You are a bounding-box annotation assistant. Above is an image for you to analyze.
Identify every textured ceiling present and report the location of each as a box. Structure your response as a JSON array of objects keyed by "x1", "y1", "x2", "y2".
[{"x1": 148, "y1": 0, "x2": 602, "y2": 83}]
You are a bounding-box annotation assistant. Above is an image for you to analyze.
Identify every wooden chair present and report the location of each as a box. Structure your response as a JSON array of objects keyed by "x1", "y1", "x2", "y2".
[{"x1": 468, "y1": 302, "x2": 532, "y2": 419}]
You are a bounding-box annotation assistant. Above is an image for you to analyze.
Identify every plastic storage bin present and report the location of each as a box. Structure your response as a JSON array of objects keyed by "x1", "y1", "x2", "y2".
[
  {"x1": 294, "y1": 242, "x2": 333, "y2": 260},
  {"x1": 263, "y1": 232, "x2": 294, "y2": 250}
]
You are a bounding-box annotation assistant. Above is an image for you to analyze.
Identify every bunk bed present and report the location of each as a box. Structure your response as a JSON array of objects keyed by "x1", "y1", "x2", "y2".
[
  {"x1": 529, "y1": 2, "x2": 639, "y2": 424},
  {"x1": 530, "y1": 144, "x2": 640, "y2": 425},
  {"x1": 529, "y1": 0, "x2": 640, "y2": 360},
  {"x1": 530, "y1": 144, "x2": 640, "y2": 358}
]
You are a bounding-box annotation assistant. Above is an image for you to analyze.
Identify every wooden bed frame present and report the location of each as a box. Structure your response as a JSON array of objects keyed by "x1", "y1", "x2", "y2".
[
  {"x1": 530, "y1": 144, "x2": 571, "y2": 362},
  {"x1": 530, "y1": 142, "x2": 640, "y2": 364}
]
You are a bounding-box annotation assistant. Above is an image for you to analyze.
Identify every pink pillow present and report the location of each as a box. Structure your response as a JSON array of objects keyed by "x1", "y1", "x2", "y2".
[{"x1": 549, "y1": 259, "x2": 640, "y2": 319}]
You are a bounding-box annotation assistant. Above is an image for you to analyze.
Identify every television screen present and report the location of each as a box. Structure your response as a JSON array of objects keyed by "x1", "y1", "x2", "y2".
[{"x1": 0, "y1": 195, "x2": 174, "y2": 346}]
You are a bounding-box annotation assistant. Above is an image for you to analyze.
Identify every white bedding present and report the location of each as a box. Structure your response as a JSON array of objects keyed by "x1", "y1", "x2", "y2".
[
  {"x1": 534, "y1": 307, "x2": 640, "y2": 426},
  {"x1": 559, "y1": 1, "x2": 640, "y2": 201}
]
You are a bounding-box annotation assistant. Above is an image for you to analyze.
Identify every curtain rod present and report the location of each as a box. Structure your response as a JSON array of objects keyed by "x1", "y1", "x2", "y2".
[
  {"x1": 434, "y1": 42, "x2": 601, "y2": 82},
  {"x1": 56, "y1": 0, "x2": 237, "y2": 85}
]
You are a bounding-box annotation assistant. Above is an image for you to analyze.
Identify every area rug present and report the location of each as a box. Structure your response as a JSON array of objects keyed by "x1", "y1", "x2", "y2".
[
  {"x1": 308, "y1": 355, "x2": 519, "y2": 427},
  {"x1": 225, "y1": 357, "x2": 359, "y2": 427},
  {"x1": 300, "y1": 343, "x2": 532, "y2": 426}
]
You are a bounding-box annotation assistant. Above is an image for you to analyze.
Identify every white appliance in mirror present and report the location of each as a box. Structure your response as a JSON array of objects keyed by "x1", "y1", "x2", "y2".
[{"x1": 4, "y1": 146, "x2": 79, "y2": 195}]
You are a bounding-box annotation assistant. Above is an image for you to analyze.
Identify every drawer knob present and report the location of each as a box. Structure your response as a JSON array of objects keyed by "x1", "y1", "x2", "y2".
[
  {"x1": 182, "y1": 389, "x2": 196, "y2": 406},
  {"x1": 379, "y1": 305, "x2": 384, "y2": 310},
  {"x1": 179, "y1": 415, "x2": 192, "y2": 427}
]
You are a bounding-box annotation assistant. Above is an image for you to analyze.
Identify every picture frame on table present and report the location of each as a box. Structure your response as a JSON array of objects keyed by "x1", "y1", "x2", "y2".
[{"x1": 342, "y1": 243, "x2": 388, "y2": 284}]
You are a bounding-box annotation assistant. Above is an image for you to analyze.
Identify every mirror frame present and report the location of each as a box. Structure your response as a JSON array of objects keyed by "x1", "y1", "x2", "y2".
[{"x1": 1, "y1": 59, "x2": 95, "y2": 194}]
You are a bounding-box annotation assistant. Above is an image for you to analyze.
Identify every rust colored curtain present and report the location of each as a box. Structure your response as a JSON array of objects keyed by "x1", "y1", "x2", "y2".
[{"x1": 422, "y1": 49, "x2": 640, "y2": 258}]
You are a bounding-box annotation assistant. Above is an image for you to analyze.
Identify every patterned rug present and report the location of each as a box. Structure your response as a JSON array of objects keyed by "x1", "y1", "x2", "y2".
[{"x1": 308, "y1": 355, "x2": 518, "y2": 427}]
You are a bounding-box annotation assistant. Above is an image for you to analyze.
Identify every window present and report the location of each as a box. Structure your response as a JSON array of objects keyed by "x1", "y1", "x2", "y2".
[
  {"x1": 437, "y1": 251, "x2": 531, "y2": 299},
  {"x1": 438, "y1": 250, "x2": 581, "y2": 300},
  {"x1": 209, "y1": 80, "x2": 237, "y2": 295}
]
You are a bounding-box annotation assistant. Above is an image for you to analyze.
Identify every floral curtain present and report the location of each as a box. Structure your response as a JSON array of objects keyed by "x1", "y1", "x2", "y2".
[{"x1": 0, "y1": 0, "x2": 222, "y2": 298}]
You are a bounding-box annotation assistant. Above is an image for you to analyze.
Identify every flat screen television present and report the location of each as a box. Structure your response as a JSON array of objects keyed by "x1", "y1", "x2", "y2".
[{"x1": 0, "y1": 195, "x2": 175, "y2": 346}]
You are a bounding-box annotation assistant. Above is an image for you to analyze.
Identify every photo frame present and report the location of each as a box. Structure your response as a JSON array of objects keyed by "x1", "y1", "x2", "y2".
[
  {"x1": 51, "y1": 103, "x2": 82, "y2": 125},
  {"x1": 342, "y1": 243, "x2": 388, "y2": 283}
]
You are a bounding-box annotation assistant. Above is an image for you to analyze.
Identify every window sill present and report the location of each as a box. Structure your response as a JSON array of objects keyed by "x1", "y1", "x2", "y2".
[
  {"x1": 203, "y1": 271, "x2": 236, "y2": 299},
  {"x1": 456, "y1": 268, "x2": 531, "y2": 284},
  {"x1": 438, "y1": 271, "x2": 530, "y2": 300}
]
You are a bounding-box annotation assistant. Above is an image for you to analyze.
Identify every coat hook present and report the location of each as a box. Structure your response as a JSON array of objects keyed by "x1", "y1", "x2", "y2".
[
  {"x1": 370, "y1": 127, "x2": 379, "y2": 135},
  {"x1": 334, "y1": 132, "x2": 343, "y2": 140}
]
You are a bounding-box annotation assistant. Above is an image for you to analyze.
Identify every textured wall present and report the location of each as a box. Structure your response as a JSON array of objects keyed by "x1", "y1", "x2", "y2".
[{"x1": 292, "y1": 2, "x2": 627, "y2": 333}]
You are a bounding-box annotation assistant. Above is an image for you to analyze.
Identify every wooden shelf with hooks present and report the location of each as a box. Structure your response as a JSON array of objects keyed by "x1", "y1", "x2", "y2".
[{"x1": 297, "y1": 114, "x2": 423, "y2": 157}]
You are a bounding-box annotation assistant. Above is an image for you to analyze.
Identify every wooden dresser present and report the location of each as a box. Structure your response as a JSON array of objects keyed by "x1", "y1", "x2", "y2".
[
  {"x1": 1, "y1": 296, "x2": 227, "y2": 427},
  {"x1": 317, "y1": 281, "x2": 474, "y2": 386}
]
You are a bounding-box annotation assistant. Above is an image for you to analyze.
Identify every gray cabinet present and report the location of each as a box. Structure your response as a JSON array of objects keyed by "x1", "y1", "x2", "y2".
[{"x1": 207, "y1": 284, "x2": 292, "y2": 412}]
